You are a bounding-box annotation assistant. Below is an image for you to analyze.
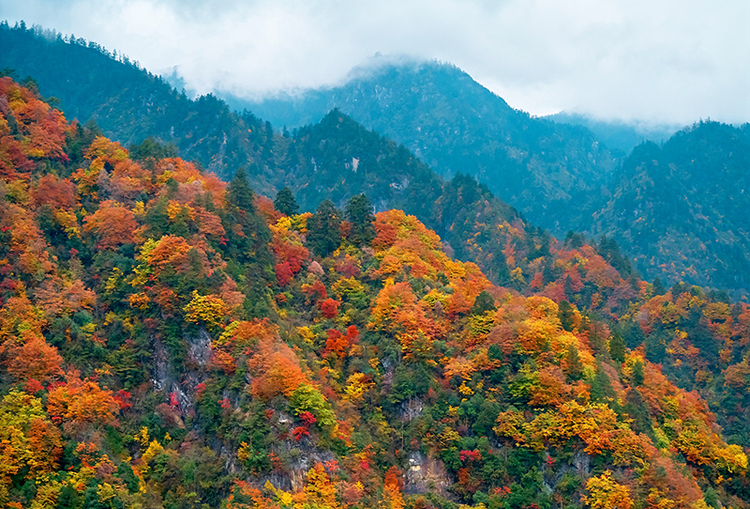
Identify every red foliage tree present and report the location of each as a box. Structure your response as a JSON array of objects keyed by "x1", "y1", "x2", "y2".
[
  {"x1": 319, "y1": 298, "x2": 341, "y2": 319},
  {"x1": 302, "y1": 280, "x2": 327, "y2": 302},
  {"x1": 325, "y1": 326, "x2": 359, "y2": 358},
  {"x1": 34, "y1": 175, "x2": 76, "y2": 209},
  {"x1": 5, "y1": 331, "x2": 64, "y2": 385},
  {"x1": 275, "y1": 261, "x2": 295, "y2": 287}
]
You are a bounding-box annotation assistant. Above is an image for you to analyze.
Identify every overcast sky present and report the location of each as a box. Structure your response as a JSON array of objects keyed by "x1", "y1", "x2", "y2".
[{"x1": 3, "y1": 0, "x2": 748, "y2": 125}]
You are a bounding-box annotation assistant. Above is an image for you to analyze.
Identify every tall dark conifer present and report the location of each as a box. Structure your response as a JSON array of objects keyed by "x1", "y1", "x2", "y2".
[
  {"x1": 344, "y1": 194, "x2": 375, "y2": 245},
  {"x1": 274, "y1": 187, "x2": 299, "y2": 216},
  {"x1": 222, "y1": 167, "x2": 272, "y2": 317},
  {"x1": 227, "y1": 167, "x2": 256, "y2": 215},
  {"x1": 609, "y1": 333, "x2": 626, "y2": 364},
  {"x1": 308, "y1": 200, "x2": 342, "y2": 257}
]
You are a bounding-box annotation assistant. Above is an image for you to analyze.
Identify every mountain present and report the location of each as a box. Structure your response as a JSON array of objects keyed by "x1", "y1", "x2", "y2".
[
  {"x1": 588, "y1": 121, "x2": 750, "y2": 296},
  {"x1": 232, "y1": 60, "x2": 620, "y2": 234},
  {"x1": 0, "y1": 21, "x2": 270, "y2": 182},
  {"x1": 546, "y1": 111, "x2": 679, "y2": 155},
  {"x1": 0, "y1": 22, "x2": 576, "y2": 289},
  {"x1": 1, "y1": 76, "x2": 749, "y2": 508},
  {"x1": 5, "y1": 22, "x2": 750, "y2": 298}
]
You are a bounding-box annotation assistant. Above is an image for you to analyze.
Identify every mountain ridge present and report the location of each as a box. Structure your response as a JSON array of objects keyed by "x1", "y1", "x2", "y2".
[
  {"x1": 231, "y1": 60, "x2": 620, "y2": 234},
  {"x1": 4, "y1": 21, "x2": 750, "y2": 298},
  {"x1": 0, "y1": 76, "x2": 749, "y2": 507}
]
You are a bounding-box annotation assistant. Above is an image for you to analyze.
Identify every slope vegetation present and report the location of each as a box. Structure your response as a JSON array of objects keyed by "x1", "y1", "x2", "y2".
[
  {"x1": 1, "y1": 77, "x2": 749, "y2": 509},
  {"x1": 0, "y1": 21, "x2": 268, "y2": 181},
  {"x1": 589, "y1": 122, "x2": 750, "y2": 295},
  {"x1": 243, "y1": 61, "x2": 619, "y2": 233}
]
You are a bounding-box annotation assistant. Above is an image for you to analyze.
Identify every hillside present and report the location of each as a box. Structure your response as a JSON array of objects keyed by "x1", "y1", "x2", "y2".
[
  {"x1": 0, "y1": 22, "x2": 523, "y2": 287},
  {"x1": 0, "y1": 23, "x2": 579, "y2": 291},
  {"x1": 244, "y1": 62, "x2": 750, "y2": 297},
  {"x1": 0, "y1": 20, "x2": 272, "y2": 183},
  {"x1": 588, "y1": 121, "x2": 750, "y2": 296},
  {"x1": 234, "y1": 60, "x2": 620, "y2": 234},
  {"x1": 2, "y1": 76, "x2": 750, "y2": 508},
  {"x1": 546, "y1": 112, "x2": 678, "y2": 155},
  {"x1": 9, "y1": 22, "x2": 750, "y2": 299}
]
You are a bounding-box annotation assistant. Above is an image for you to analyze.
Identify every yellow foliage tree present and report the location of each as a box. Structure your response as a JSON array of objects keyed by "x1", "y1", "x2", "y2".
[
  {"x1": 582, "y1": 471, "x2": 633, "y2": 509},
  {"x1": 183, "y1": 291, "x2": 228, "y2": 329}
]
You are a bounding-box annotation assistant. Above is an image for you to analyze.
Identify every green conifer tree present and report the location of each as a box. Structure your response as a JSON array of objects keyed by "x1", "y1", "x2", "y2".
[
  {"x1": 345, "y1": 194, "x2": 376, "y2": 245},
  {"x1": 590, "y1": 362, "x2": 616, "y2": 403},
  {"x1": 274, "y1": 187, "x2": 299, "y2": 216},
  {"x1": 631, "y1": 359, "x2": 645, "y2": 386},
  {"x1": 470, "y1": 290, "x2": 497, "y2": 315},
  {"x1": 609, "y1": 333, "x2": 626, "y2": 364},
  {"x1": 558, "y1": 300, "x2": 575, "y2": 332},
  {"x1": 308, "y1": 199, "x2": 342, "y2": 257},
  {"x1": 565, "y1": 344, "x2": 584, "y2": 382}
]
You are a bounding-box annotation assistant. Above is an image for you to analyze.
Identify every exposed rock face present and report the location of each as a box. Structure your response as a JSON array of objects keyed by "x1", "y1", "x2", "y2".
[
  {"x1": 250, "y1": 440, "x2": 337, "y2": 492},
  {"x1": 188, "y1": 327, "x2": 212, "y2": 366},
  {"x1": 400, "y1": 398, "x2": 424, "y2": 421},
  {"x1": 405, "y1": 451, "x2": 452, "y2": 496}
]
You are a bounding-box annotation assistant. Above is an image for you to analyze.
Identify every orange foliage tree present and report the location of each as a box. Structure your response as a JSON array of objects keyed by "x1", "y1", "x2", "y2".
[
  {"x1": 5, "y1": 331, "x2": 64, "y2": 385},
  {"x1": 83, "y1": 200, "x2": 138, "y2": 249},
  {"x1": 247, "y1": 338, "x2": 307, "y2": 401},
  {"x1": 46, "y1": 375, "x2": 119, "y2": 428}
]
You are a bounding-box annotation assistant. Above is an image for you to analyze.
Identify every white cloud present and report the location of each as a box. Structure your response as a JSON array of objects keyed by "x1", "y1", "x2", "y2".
[{"x1": 2, "y1": 0, "x2": 748, "y2": 124}]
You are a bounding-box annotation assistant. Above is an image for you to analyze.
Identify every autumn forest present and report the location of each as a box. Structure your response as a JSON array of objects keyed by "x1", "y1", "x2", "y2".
[{"x1": 1, "y1": 20, "x2": 750, "y2": 509}]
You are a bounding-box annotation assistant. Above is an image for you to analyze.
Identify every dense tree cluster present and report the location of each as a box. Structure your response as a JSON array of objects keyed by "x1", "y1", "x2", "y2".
[{"x1": 0, "y1": 78, "x2": 748, "y2": 509}]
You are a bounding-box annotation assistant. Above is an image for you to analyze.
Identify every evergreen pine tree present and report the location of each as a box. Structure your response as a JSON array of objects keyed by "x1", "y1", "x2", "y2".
[
  {"x1": 274, "y1": 187, "x2": 299, "y2": 216},
  {"x1": 542, "y1": 263, "x2": 555, "y2": 286},
  {"x1": 491, "y1": 248, "x2": 511, "y2": 285},
  {"x1": 652, "y1": 277, "x2": 666, "y2": 295},
  {"x1": 345, "y1": 194, "x2": 376, "y2": 245},
  {"x1": 590, "y1": 361, "x2": 616, "y2": 403},
  {"x1": 286, "y1": 140, "x2": 300, "y2": 168},
  {"x1": 623, "y1": 387, "x2": 650, "y2": 433},
  {"x1": 470, "y1": 290, "x2": 497, "y2": 315},
  {"x1": 558, "y1": 300, "x2": 575, "y2": 332},
  {"x1": 565, "y1": 344, "x2": 583, "y2": 382},
  {"x1": 227, "y1": 167, "x2": 256, "y2": 214},
  {"x1": 631, "y1": 359, "x2": 645, "y2": 387},
  {"x1": 609, "y1": 333, "x2": 626, "y2": 364},
  {"x1": 563, "y1": 274, "x2": 575, "y2": 300},
  {"x1": 308, "y1": 200, "x2": 342, "y2": 257},
  {"x1": 222, "y1": 167, "x2": 273, "y2": 315}
]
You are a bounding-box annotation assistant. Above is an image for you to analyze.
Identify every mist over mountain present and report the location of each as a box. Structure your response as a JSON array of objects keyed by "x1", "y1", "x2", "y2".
[
  {"x1": 3, "y1": 21, "x2": 750, "y2": 298},
  {"x1": 588, "y1": 121, "x2": 750, "y2": 295},
  {"x1": 227, "y1": 61, "x2": 620, "y2": 235},
  {"x1": 0, "y1": 22, "x2": 266, "y2": 181},
  {"x1": 2, "y1": 17, "x2": 750, "y2": 509},
  {"x1": 231, "y1": 61, "x2": 750, "y2": 297},
  {"x1": 546, "y1": 112, "x2": 679, "y2": 155},
  {"x1": 0, "y1": 22, "x2": 524, "y2": 286}
]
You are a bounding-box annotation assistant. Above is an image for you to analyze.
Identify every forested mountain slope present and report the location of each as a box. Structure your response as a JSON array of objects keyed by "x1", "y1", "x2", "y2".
[
  {"x1": 1, "y1": 76, "x2": 750, "y2": 509},
  {"x1": 0, "y1": 22, "x2": 525, "y2": 287},
  {"x1": 546, "y1": 112, "x2": 678, "y2": 155},
  {"x1": 4, "y1": 21, "x2": 750, "y2": 301},
  {"x1": 0, "y1": 20, "x2": 270, "y2": 182},
  {"x1": 588, "y1": 122, "x2": 750, "y2": 296},
  {"x1": 238, "y1": 61, "x2": 620, "y2": 234},
  {"x1": 246, "y1": 63, "x2": 750, "y2": 297}
]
